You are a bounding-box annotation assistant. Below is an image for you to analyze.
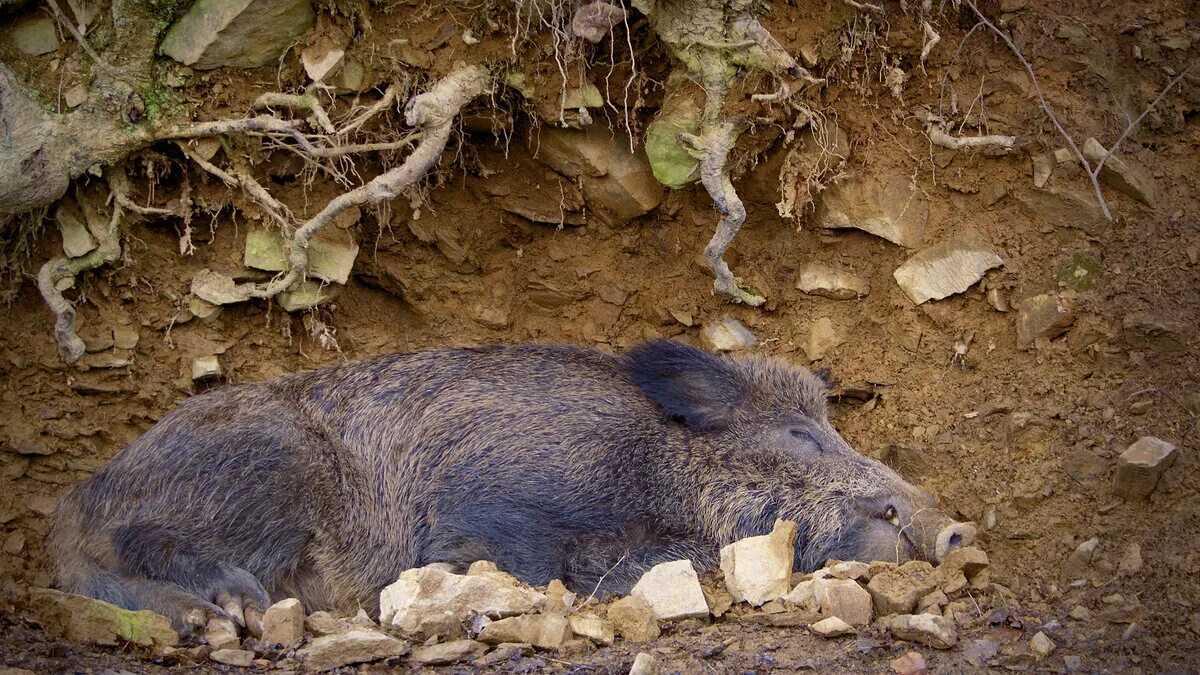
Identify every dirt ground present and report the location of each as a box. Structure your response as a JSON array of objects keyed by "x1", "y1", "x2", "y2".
[{"x1": 0, "y1": 0, "x2": 1198, "y2": 672}]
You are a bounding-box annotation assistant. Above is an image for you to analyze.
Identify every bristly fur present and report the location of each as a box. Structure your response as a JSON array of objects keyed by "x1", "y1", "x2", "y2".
[{"x1": 50, "y1": 340, "x2": 945, "y2": 630}]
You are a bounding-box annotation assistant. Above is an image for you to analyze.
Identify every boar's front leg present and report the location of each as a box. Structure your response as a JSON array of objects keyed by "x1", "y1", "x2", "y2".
[{"x1": 562, "y1": 528, "x2": 717, "y2": 597}]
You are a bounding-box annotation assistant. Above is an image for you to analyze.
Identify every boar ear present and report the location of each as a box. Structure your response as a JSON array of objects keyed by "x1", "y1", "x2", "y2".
[
  {"x1": 624, "y1": 340, "x2": 750, "y2": 431},
  {"x1": 812, "y1": 367, "x2": 834, "y2": 389}
]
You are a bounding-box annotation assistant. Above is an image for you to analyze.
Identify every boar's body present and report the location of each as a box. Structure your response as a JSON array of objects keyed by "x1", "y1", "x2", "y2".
[{"x1": 51, "y1": 341, "x2": 972, "y2": 631}]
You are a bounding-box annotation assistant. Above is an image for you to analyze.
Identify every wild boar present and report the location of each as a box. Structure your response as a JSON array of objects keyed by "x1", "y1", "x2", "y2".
[{"x1": 51, "y1": 340, "x2": 974, "y2": 633}]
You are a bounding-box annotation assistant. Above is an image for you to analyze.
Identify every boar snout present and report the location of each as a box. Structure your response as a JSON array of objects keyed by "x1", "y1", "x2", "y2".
[
  {"x1": 854, "y1": 490, "x2": 976, "y2": 564},
  {"x1": 905, "y1": 507, "x2": 977, "y2": 563}
]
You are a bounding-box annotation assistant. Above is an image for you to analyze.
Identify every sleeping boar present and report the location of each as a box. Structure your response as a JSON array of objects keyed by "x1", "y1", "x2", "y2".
[{"x1": 50, "y1": 340, "x2": 974, "y2": 633}]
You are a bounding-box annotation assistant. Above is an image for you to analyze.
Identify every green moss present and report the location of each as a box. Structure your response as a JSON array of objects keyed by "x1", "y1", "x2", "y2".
[
  {"x1": 1058, "y1": 253, "x2": 1102, "y2": 291},
  {"x1": 645, "y1": 100, "x2": 702, "y2": 189}
]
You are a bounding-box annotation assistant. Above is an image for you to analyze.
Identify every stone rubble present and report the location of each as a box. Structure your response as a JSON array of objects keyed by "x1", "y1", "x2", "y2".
[
  {"x1": 629, "y1": 651, "x2": 660, "y2": 675},
  {"x1": 1112, "y1": 436, "x2": 1178, "y2": 499},
  {"x1": 720, "y1": 519, "x2": 799, "y2": 606},
  {"x1": 407, "y1": 638, "x2": 486, "y2": 665},
  {"x1": 819, "y1": 175, "x2": 928, "y2": 248},
  {"x1": 1082, "y1": 137, "x2": 1158, "y2": 206},
  {"x1": 379, "y1": 565, "x2": 545, "y2": 636},
  {"x1": 28, "y1": 588, "x2": 178, "y2": 648},
  {"x1": 885, "y1": 613, "x2": 958, "y2": 649},
  {"x1": 607, "y1": 595, "x2": 661, "y2": 641},
  {"x1": 892, "y1": 234, "x2": 1004, "y2": 305},
  {"x1": 631, "y1": 559, "x2": 710, "y2": 620},
  {"x1": 298, "y1": 629, "x2": 409, "y2": 671},
  {"x1": 1016, "y1": 293, "x2": 1076, "y2": 348},
  {"x1": 867, "y1": 561, "x2": 939, "y2": 616},
  {"x1": 160, "y1": 0, "x2": 315, "y2": 70},
  {"x1": 809, "y1": 615, "x2": 856, "y2": 637},
  {"x1": 795, "y1": 262, "x2": 870, "y2": 300},
  {"x1": 261, "y1": 597, "x2": 305, "y2": 649},
  {"x1": 699, "y1": 315, "x2": 758, "y2": 352}
]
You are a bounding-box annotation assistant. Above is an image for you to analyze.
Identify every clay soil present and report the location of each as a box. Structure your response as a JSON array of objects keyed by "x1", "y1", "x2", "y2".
[{"x1": 0, "y1": 0, "x2": 1198, "y2": 672}]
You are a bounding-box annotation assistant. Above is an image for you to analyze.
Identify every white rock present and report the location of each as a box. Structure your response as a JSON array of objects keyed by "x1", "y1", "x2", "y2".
[
  {"x1": 630, "y1": 559, "x2": 709, "y2": 621},
  {"x1": 699, "y1": 315, "x2": 757, "y2": 352},
  {"x1": 809, "y1": 615, "x2": 855, "y2": 637},
  {"x1": 1031, "y1": 631, "x2": 1056, "y2": 657},
  {"x1": 298, "y1": 629, "x2": 408, "y2": 671},
  {"x1": 1082, "y1": 137, "x2": 1157, "y2": 206},
  {"x1": 568, "y1": 614, "x2": 614, "y2": 646},
  {"x1": 204, "y1": 617, "x2": 240, "y2": 650},
  {"x1": 892, "y1": 234, "x2": 1003, "y2": 304},
  {"x1": 720, "y1": 519, "x2": 799, "y2": 606},
  {"x1": 408, "y1": 639, "x2": 486, "y2": 665},
  {"x1": 1032, "y1": 152, "x2": 1054, "y2": 188},
  {"x1": 477, "y1": 613, "x2": 571, "y2": 649},
  {"x1": 886, "y1": 613, "x2": 958, "y2": 649},
  {"x1": 820, "y1": 175, "x2": 927, "y2": 248},
  {"x1": 812, "y1": 577, "x2": 873, "y2": 626},
  {"x1": 379, "y1": 566, "x2": 545, "y2": 636},
  {"x1": 57, "y1": 203, "x2": 97, "y2": 258},
  {"x1": 827, "y1": 561, "x2": 871, "y2": 581},
  {"x1": 795, "y1": 262, "x2": 869, "y2": 300},
  {"x1": 1112, "y1": 436, "x2": 1178, "y2": 499},
  {"x1": 261, "y1": 597, "x2": 304, "y2": 648},
  {"x1": 629, "y1": 652, "x2": 660, "y2": 675},
  {"x1": 211, "y1": 648, "x2": 255, "y2": 666},
  {"x1": 191, "y1": 355, "x2": 222, "y2": 381},
  {"x1": 301, "y1": 44, "x2": 346, "y2": 83}
]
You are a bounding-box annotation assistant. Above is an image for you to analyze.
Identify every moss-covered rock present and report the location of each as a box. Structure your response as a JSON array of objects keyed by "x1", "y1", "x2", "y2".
[
  {"x1": 645, "y1": 98, "x2": 701, "y2": 189},
  {"x1": 29, "y1": 588, "x2": 178, "y2": 648}
]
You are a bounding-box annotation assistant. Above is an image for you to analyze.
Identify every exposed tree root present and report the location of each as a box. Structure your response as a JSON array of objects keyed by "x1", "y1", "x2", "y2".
[
  {"x1": 36, "y1": 168, "x2": 132, "y2": 363},
  {"x1": 635, "y1": 0, "x2": 812, "y2": 305},
  {"x1": 190, "y1": 65, "x2": 493, "y2": 304}
]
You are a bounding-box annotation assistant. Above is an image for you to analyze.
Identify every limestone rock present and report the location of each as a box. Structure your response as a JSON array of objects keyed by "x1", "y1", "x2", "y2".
[
  {"x1": 9, "y1": 16, "x2": 58, "y2": 56},
  {"x1": 568, "y1": 614, "x2": 614, "y2": 646},
  {"x1": 805, "y1": 317, "x2": 844, "y2": 361},
  {"x1": 204, "y1": 617, "x2": 241, "y2": 650},
  {"x1": 29, "y1": 588, "x2": 177, "y2": 648},
  {"x1": 890, "y1": 650, "x2": 927, "y2": 675},
  {"x1": 277, "y1": 280, "x2": 339, "y2": 312},
  {"x1": 1112, "y1": 436, "x2": 1178, "y2": 499},
  {"x1": 64, "y1": 84, "x2": 89, "y2": 109},
  {"x1": 1032, "y1": 152, "x2": 1054, "y2": 188},
  {"x1": 702, "y1": 585, "x2": 734, "y2": 617},
  {"x1": 795, "y1": 263, "x2": 869, "y2": 300},
  {"x1": 305, "y1": 611, "x2": 350, "y2": 636},
  {"x1": 298, "y1": 629, "x2": 408, "y2": 671},
  {"x1": 886, "y1": 613, "x2": 958, "y2": 649},
  {"x1": 301, "y1": 42, "x2": 345, "y2": 83},
  {"x1": 477, "y1": 614, "x2": 571, "y2": 650},
  {"x1": 1030, "y1": 631, "x2": 1056, "y2": 658},
  {"x1": 813, "y1": 578, "x2": 873, "y2": 626},
  {"x1": 191, "y1": 355, "x2": 222, "y2": 381},
  {"x1": 866, "y1": 561, "x2": 938, "y2": 616},
  {"x1": 160, "y1": 0, "x2": 316, "y2": 70},
  {"x1": 1082, "y1": 137, "x2": 1158, "y2": 206},
  {"x1": 893, "y1": 234, "x2": 1003, "y2": 304},
  {"x1": 192, "y1": 269, "x2": 248, "y2": 306},
  {"x1": 379, "y1": 566, "x2": 545, "y2": 637},
  {"x1": 1016, "y1": 293, "x2": 1075, "y2": 348},
  {"x1": 535, "y1": 125, "x2": 664, "y2": 226},
  {"x1": 543, "y1": 579, "x2": 575, "y2": 613},
  {"x1": 820, "y1": 176, "x2": 927, "y2": 248},
  {"x1": 607, "y1": 596, "x2": 660, "y2": 641},
  {"x1": 699, "y1": 315, "x2": 757, "y2": 352},
  {"x1": 57, "y1": 203, "x2": 97, "y2": 258},
  {"x1": 211, "y1": 649, "x2": 255, "y2": 667},
  {"x1": 809, "y1": 615, "x2": 855, "y2": 637},
  {"x1": 827, "y1": 561, "x2": 871, "y2": 581},
  {"x1": 244, "y1": 228, "x2": 358, "y2": 285},
  {"x1": 261, "y1": 597, "x2": 304, "y2": 649},
  {"x1": 629, "y1": 652, "x2": 660, "y2": 675},
  {"x1": 720, "y1": 519, "x2": 799, "y2": 606},
  {"x1": 112, "y1": 327, "x2": 139, "y2": 350},
  {"x1": 1015, "y1": 186, "x2": 1108, "y2": 233},
  {"x1": 1061, "y1": 537, "x2": 1099, "y2": 582},
  {"x1": 631, "y1": 559, "x2": 709, "y2": 621},
  {"x1": 408, "y1": 639, "x2": 487, "y2": 665}
]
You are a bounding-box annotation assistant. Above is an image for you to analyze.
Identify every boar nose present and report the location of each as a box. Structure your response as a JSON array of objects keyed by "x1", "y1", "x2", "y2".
[{"x1": 906, "y1": 508, "x2": 977, "y2": 563}]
